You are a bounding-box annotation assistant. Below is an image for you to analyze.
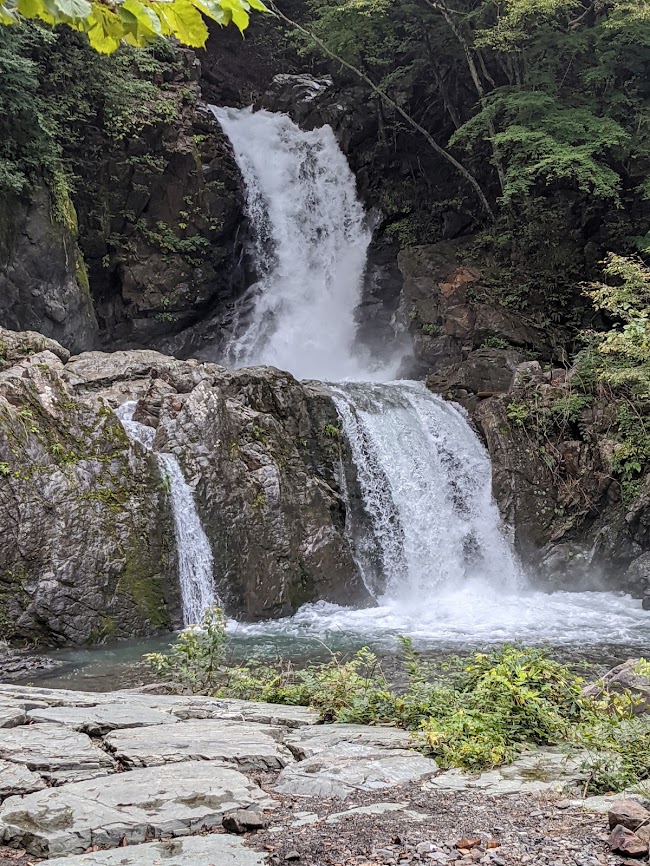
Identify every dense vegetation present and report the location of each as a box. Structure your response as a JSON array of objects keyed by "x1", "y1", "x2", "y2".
[
  {"x1": 288, "y1": 0, "x2": 649, "y2": 322},
  {"x1": 146, "y1": 606, "x2": 650, "y2": 794}
]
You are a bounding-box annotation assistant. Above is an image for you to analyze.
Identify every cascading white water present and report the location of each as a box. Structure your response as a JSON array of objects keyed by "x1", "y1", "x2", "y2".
[
  {"x1": 210, "y1": 104, "x2": 650, "y2": 650},
  {"x1": 211, "y1": 106, "x2": 395, "y2": 380},
  {"x1": 330, "y1": 381, "x2": 523, "y2": 602},
  {"x1": 115, "y1": 403, "x2": 216, "y2": 626}
]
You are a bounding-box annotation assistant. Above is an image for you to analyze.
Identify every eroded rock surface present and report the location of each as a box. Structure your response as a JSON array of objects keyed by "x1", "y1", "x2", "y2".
[
  {"x1": 104, "y1": 719, "x2": 293, "y2": 770},
  {"x1": 0, "y1": 722, "x2": 114, "y2": 784},
  {"x1": 46, "y1": 835, "x2": 268, "y2": 866},
  {"x1": 0, "y1": 328, "x2": 373, "y2": 643},
  {"x1": 0, "y1": 761, "x2": 274, "y2": 857},
  {"x1": 274, "y1": 743, "x2": 439, "y2": 801}
]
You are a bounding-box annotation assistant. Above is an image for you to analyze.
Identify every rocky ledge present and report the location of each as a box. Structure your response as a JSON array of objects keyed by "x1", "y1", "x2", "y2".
[
  {"x1": 0, "y1": 685, "x2": 645, "y2": 866},
  {"x1": 0, "y1": 326, "x2": 369, "y2": 646}
]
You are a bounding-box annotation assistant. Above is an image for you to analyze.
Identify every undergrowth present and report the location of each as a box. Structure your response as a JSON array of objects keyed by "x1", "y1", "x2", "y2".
[{"x1": 146, "y1": 607, "x2": 650, "y2": 793}]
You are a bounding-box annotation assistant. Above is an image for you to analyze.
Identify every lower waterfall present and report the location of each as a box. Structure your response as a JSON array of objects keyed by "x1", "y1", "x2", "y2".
[
  {"x1": 330, "y1": 381, "x2": 523, "y2": 601},
  {"x1": 116, "y1": 403, "x2": 216, "y2": 626}
]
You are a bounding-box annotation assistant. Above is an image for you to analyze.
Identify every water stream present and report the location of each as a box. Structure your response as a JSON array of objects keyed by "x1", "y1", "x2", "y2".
[{"x1": 115, "y1": 403, "x2": 216, "y2": 626}]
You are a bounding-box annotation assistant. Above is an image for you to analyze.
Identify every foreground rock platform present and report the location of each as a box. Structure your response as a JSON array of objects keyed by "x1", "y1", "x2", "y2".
[
  {"x1": 45, "y1": 835, "x2": 267, "y2": 865},
  {"x1": 0, "y1": 684, "x2": 642, "y2": 865}
]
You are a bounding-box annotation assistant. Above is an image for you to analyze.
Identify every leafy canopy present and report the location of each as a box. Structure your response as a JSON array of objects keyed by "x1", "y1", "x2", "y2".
[{"x1": 0, "y1": 0, "x2": 266, "y2": 53}]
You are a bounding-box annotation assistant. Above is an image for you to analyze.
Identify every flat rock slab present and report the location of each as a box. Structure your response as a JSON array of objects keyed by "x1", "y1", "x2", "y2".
[
  {"x1": 426, "y1": 748, "x2": 588, "y2": 795},
  {"x1": 0, "y1": 706, "x2": 26, "y2": 729},
  {"x1": 167, "y1": 698, "x2": 319, "y2": 729},
  {"x1": 0, "y1": 722, "x2": 114, "y2": 784},
  {"x1": 284, "y1": 723, "x2": 413, "y2": 759},
  {"x1": 105, "y1": 719, "x2": 293, "y2": 770},
  {"x1": 27, "y1": 704, "x2": 177, "y2": 736},
  {"x1": 0, "y1": 761, "x2": 274, "y2": 857},
  {"x1": 274, "y1": 744, "x2": 438, "y2": 800},
  {"x1": 34, "y1": 835, "x2": 268, "y2": 865},
  {"x1": 0, "y1": 759, "x2": 46, "y2": 798}
]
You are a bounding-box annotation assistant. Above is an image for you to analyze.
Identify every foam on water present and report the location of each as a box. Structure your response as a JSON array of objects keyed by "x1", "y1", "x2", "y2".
[{"x1": 230, "y1": 587, "x2": 650, "y2": 651}]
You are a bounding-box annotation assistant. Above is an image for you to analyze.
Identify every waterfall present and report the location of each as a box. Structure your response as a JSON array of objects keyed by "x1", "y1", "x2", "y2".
[
  {"x1": 115, "y1": 403, "x2": 216, "y2": 626},
  {"x1": 211, "y1": 106, "x2": 395, "y2": 380},
  {"x1": 331, "y1": 381, "x2": 523, "y2": 601}
]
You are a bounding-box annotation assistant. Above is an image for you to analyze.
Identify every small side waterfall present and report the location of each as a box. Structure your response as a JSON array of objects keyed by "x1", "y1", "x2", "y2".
[
  {"x1": 331, "y1": 381, "x2": 523, "y2": 602},
  {"x1": 115, "y1": 403, "x2": 216, "y2": 626}
]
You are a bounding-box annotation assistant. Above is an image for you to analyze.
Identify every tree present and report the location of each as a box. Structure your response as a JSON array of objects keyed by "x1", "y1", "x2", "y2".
[{"x1": 0, "y1": 0, "x2": 266, "y2": 53}]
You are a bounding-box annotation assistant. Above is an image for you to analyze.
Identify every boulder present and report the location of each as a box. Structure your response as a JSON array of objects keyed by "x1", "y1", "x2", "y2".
[
  {"x1": 222, "y1": 808, "x2": 269, "y2": 833},
  {"x1": 608, "y1": 824, "x2": 648, "y2": 858},
  {"x1": 0, "y1": 761, "x2": 274, "y2": 857},
  {"x1": 583, "y1": 659, "x2": 650, "y2": 715},
  {"x1": 104, "y1": 718, "x2": 293, "y2": 770},
  {"x1": 608, "y1": 800, "x2": 650, "y2": 832},
  {"x1": 427, "y1": 348, "x2": 523, "y2": 404},
  {"x1": 274, "y1": 743, "x2": 438, "y2": 800}
]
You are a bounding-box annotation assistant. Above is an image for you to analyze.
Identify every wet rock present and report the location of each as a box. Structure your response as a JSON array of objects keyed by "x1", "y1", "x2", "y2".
[
  {"x1": 0, "y1": 760, "x2": 274, "y2": 857},
  {"x1": 583, "y1": 660, "x2": 650, "y2": 716},
  {"x1": 608, "y1": 825, "x2": 648, "y2": 858},
  {"x1": 284, "y1": 723, "x2": 413, "y2": 760},
  {"x1": 427, "y1": 349, "x2": 523, "y2": 404},
  {"x1": 27, "y1": 703, "x2": 177, "y2": 735},
  {"x1": 608, "y1": 800, "x2": 650, "y2": 832},
  {"x1": 36, "y1": 835, "x2": 268, "y2": 865},
  {"x1": 222, "y1": 808, "x2": 270, "y2": 833},
  {"x1": 104, "y1": 718, "x2": 293, "y2": 770},
  {"x1": 274, "y1": 743, "x2": 438, "y2": 800},
  {"x1": 0, "y1": 189, "x2": 98, "y2": 353},
  {"x1": 0, "y1": 722, "x2": 114, "y2": 784}
]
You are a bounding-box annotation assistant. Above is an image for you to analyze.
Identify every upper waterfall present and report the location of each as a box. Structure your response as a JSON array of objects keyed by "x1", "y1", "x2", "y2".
[{"x1": 211, "y1": 106, "x2": 394, "y2": 380}]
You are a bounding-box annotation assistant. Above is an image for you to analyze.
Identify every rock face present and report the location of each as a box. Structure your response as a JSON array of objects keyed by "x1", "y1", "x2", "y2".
[
  {"x1": 463, "y1": 365, "x2": 650, "y2": 592},
  {"x1": 398, "y1": 240, "x2": 553, "y2": 375},
  {"x1": 150, "y1": 365, "x2": 370, "y2": 619},
  {"x1": 0, "y1": 328, "x2": 370, "y2": 642},
  {"x1": 0, "y1": 188, "x2": 98, "y2": 354},
  {"x1": 0, "y1": 328, "x2": 179, "y2": 646}
]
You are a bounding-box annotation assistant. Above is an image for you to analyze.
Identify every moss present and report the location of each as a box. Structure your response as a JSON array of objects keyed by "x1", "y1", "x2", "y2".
[
  {"x1": 118, "y1": 538, "x2": 170, "y2": 630},
  {"x1": 288, "y1": 564, "x2": 316, "y2": 609},
  {"x1": 88, "y1": 615, "x2": 117, "y2": 643}
]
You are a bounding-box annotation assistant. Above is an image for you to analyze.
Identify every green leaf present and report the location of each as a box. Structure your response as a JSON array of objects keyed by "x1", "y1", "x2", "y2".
[{"x1": 52, "y1": 0, "x2": 91, "y2": 18}]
